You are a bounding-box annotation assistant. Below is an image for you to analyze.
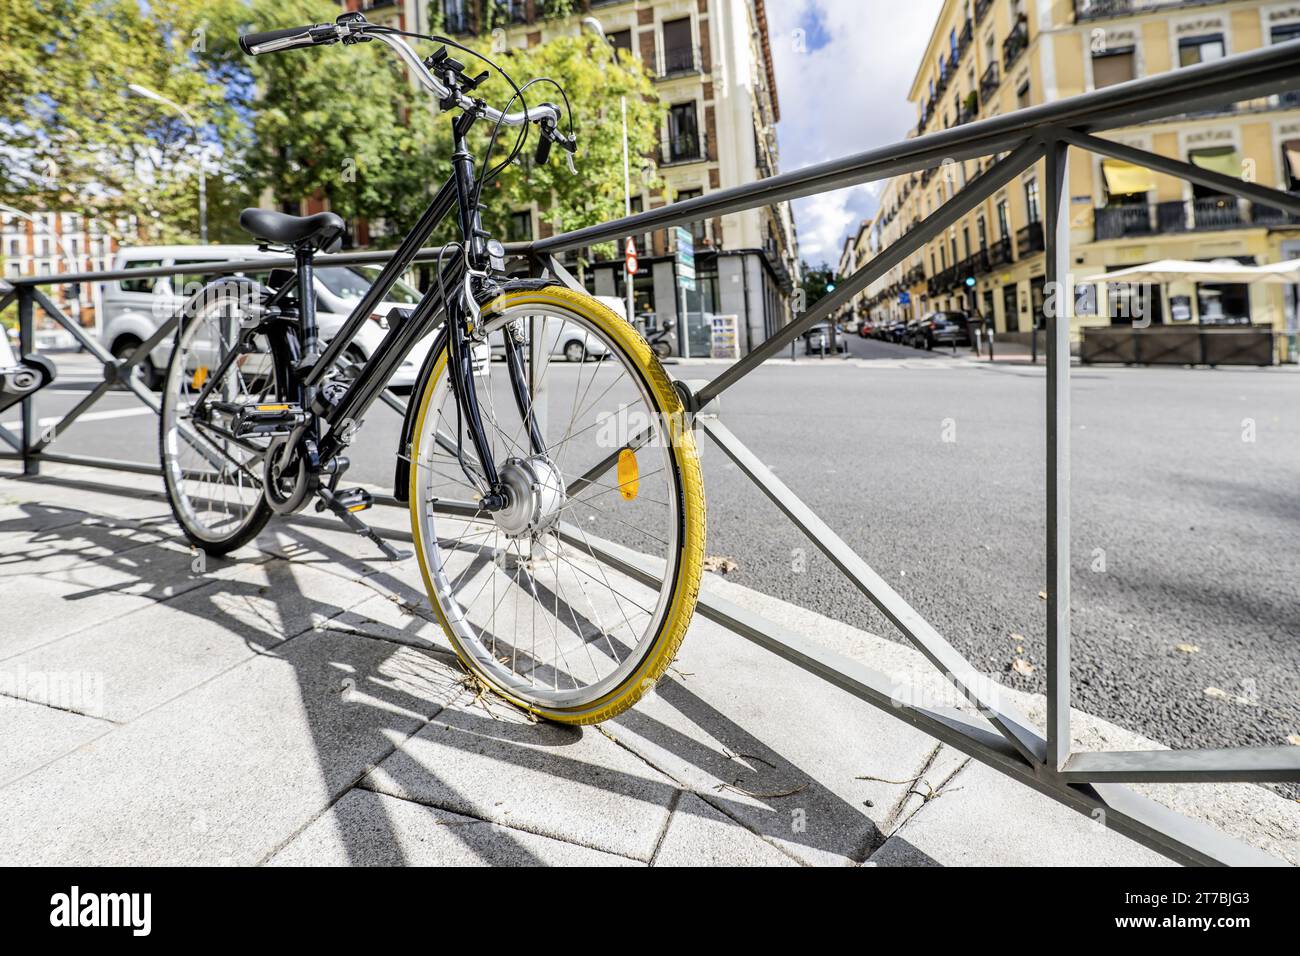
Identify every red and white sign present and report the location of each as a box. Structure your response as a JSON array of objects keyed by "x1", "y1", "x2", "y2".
[{"x1": 624, "y1": 237, "x2": 638, "y2": 276}]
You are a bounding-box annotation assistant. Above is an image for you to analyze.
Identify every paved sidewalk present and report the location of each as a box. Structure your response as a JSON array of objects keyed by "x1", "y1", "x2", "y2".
[{"x1": 1, "y1": 462, "x2": 1296, "y2": 866}]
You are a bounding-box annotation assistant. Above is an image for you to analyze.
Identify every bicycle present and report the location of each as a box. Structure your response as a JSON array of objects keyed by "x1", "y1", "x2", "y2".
[{"x1": 158, "y1": 12, "x2": 705, "y2": 724}]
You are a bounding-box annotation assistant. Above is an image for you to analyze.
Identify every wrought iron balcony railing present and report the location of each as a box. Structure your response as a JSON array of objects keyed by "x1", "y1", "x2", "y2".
[
  {"x1": 660, "y1": 131, "x2": 709, "y2": 166},
  {"x1": 1093, "y1": 195, "x2": 1256, "y2": 240},
  {"x1": 1003, "y1": 19, "x2": 1029, "y2": 70},
  {"x1": 980, "y1": 61, "x2": 1000, "y2": 102},
  {"x1": 657, "y1": 45, "x2": 702, "y2": 79},
  {"x1": 1016, "y1": 221, "x2": 1045, "y2": 257},
  {"x1": 988, "y1": 235, "x2": 1014, "y2": 266}
]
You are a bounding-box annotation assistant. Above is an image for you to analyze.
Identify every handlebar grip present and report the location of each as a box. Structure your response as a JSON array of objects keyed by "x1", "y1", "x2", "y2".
[
  {"x1": 534, "y1": 135, "x2": 554, "y2": 167},
  {"x1": 239, "y1": 24, "x2": 331, "y2": 56}
]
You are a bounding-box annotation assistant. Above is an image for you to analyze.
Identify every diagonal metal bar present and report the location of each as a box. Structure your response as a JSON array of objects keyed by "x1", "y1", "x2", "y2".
[
  {"x1": 1060, "y1": 129, "x2": 1300, "y2": 216},
  {"x1": 696, "y1": 138, "x2": 1044, "y2": 408},
  {"x1": 697, "y1": 414, "x2": 1046, "y2": 767},
  {"x1": 30, "y1": 289, "x2": 114, "y2": 364},
  {"x1": 29, "y1": 380, "x2": 113, "y2": 453},
  {"x1": 1044, "y1": 138, "x2": 1071, "y2": 772},
  {"x1": 1063, "y1": 746, "x2": 1300, "y2": 784},
  {"x1": 0, "y1": 423, "x2": 20, "y2": 452}
]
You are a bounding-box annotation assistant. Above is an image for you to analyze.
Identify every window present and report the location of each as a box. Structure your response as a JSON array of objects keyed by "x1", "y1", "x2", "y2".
[
  {"x1": 1092, "y1": 47, "x2": 1135, "y2": 88},
  {"x1": 1016, "y1": 80, "x2": 1031, "y2": 110},
  {"x1": 1188, "y1": 145, "x2": 1240, "y2": 199},
  {"x1": 119, "y1": 259, "x2": 163, "y2": 293},
  {"x1": 1024, "y1": 178, "x2": 1041, "y2": 223},
  {"x1": 1196, "y1": 283, "x2": 1250, "y2": 325},
  {"x1": 950, "y1": 28, "x2": 958, "y2": 61},
  {"x1": 171, "y1": 259, "x2": 220, "y2": 297},
  {"x1": 507, "y1": 210, "x2": 533, "y2": 242},
  {"x1": 977, "y1": 215, "x2": 988, "y2": 249},
  {"x1": 996, "y1": 199, "x2": 1010, "y2": 238},
  {"x1": 442, "y1": 0, "x2": 469, "y2": 34},
  {"x1": 662, "y1": 18, "x2": 693, "y2": 74},
  {"x1": 667, "y1": 102, "x2": 700, "y2": 161},
  {"x1": 677, "y1": 188, "x2": 707, "y2": 246},
  {"x1": 1178, "y1": 34, "x2": 1225, "y2": 68},
  {"x1": 961, "y1": 225, "x2": 971, "y2": 259},
  {"x1": 1101, "y1": 159, "x2": 1155, "y2": 205},
  {"x1": 608, "y1": 29, "x2": 632, "y2": 60}
]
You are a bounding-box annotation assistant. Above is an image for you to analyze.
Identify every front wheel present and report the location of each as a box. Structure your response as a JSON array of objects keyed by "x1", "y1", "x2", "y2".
[{"x1": 408, "y1": 286, "x2": 705, "y2": 724}]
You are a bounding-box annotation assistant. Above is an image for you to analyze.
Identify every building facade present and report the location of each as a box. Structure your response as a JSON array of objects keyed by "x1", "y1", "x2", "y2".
[
  {"x1": 856, "y1": 0, "x2": 1300, "y2": 352},
  {"x1": 1, "y1": 211, "x2": 119, "y2": 337},
  {"x1": 344, "y1": 0, "x2": 801, "y2": 356}
]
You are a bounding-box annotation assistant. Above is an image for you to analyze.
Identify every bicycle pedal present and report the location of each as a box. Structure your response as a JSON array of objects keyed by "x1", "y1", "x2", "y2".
[
  {"x1": 231, "y1": 402, "x2": 307, "y2": 437},
  {"x1": 317, "y1": 487, "x2": 411, "y2": 562},
  {"x1": 316, "y1": 487, "x2": 372, "y2": 514}
]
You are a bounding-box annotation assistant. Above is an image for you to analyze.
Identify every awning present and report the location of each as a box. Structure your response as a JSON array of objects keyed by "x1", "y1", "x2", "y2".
[
  {"x1": 1189, "y1": 146, "x2": 1241, "y2": 179},
  {"x1": 1101, "y1": 159, "x2": 1156, "y2": 196},
  {"x1": 1081, "y1": 258, "x2": 1299, "y2": 284}
]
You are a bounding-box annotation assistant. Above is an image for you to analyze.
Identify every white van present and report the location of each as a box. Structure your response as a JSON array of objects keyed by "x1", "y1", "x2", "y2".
[{"x1": 100, "y1": 246, "x2": 430, "y2": 390}]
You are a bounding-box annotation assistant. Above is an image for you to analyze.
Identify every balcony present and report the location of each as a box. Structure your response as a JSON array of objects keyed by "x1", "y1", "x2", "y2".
[
  {"x1": 958, "y1": 19, "x2": 973, "y2": 59},
  {"x1": 660, "y1": 131, "x2": 709, "y2": 166},
  {"x1": 1003, "y1": 19, "x2": 1029, "y2": 71},
  {"x1": 657, "y1": 46, "x2": 702, "y2": 79},
  {"x1": 1016, "y1": 222, "x2": 1044, "y2": 258},
  {"x1": 1091, "y1": 195, "x2": 1252, "y2": 241},
  {"x1": 979, "y1": 62, "x2": 1000, "y2": 102},
  {"x1": 957, "y1": 93, "x2": 978, "y2": 125},
  {"x1": 971, "y1": 248, "x2": 992, "y2": 275},
  {"x1": 988, "y1": 235, "x2": 1014, "y2": 266},
  {"x1": 975, "y1": 0, "x2": 994, "y2": 24},
  {"x1": 1251, "y1": 196, "x2": 1300, "y2": 226},
  {"x1": 442, "y1": 7, "x2": 471, "y2": 34}
]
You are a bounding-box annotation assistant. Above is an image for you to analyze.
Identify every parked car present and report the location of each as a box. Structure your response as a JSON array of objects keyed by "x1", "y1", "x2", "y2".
[
  {"x1": 100, "y1": 245, "x2": 428, "y2": 390},
  {"x1": 902, "y1": 317, "x2": 929, "y2": 347},
  {"x1": 880, "y1": 319, "x2": 908, "y2": 343},
  {"x1": 802, "y1": 323, "x2": 847, "y2": 355},
  {"x1": 913, "y1": 311, "x2": 973, "y2": 350},
  {"x1": 857, "y1": 321, "x2": 875, "y2": 338}
]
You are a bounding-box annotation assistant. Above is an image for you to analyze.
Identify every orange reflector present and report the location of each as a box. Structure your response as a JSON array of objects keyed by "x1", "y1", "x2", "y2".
[
  {"x1": 617, "y1": 447, "x2": 639, "y2": 501},
  {"x1": 256, "y1": 404, "x2": 290, "y2": 411},
  {"x1": 191, "y1": 366, "x2": 208, "y2": 389}
]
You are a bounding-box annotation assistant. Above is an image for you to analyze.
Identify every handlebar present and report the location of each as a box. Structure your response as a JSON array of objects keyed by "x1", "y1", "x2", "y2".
[
  {"x1": 238, "y1": 16, "x2": 564, "y2": 131},
  {"x1": 238, "y1": 23, "x2": 336, "y2": 56}
]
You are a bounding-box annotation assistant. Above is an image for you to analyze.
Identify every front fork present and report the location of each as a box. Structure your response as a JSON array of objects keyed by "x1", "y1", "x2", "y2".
[{"x1": 446, "y1": 295, "x2": 547, "y2": 511}]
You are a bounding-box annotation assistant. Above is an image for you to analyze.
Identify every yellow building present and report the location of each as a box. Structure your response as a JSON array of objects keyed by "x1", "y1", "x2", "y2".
[{"x1": 860, "y1": 0, "x2": 1300, "y2": 352}]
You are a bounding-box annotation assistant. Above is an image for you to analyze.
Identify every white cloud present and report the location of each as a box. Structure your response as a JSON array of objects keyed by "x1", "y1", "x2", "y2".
[{"x1": 767, "y1": 0, "x2": 945, "y2": 265}]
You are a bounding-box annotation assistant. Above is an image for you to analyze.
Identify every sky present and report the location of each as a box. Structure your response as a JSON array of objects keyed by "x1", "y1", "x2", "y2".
[{"x1": 765, "y1": 0, "x2": 946, "y2": 268}]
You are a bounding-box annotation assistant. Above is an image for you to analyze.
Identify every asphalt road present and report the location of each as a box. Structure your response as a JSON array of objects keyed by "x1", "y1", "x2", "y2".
[{"x1": 9, "y1": 345, "x2": 1299, "y2": 762}]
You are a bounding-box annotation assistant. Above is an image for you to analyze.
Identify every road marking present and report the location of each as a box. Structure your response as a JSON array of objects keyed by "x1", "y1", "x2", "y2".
[{"x1": 1, "y1": 406, "x2": 155, "y2": 431}]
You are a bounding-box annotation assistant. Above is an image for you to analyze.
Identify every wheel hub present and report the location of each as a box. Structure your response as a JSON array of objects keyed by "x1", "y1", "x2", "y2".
[{"x1": 493, "y1": 456, "x2": 566, "y2": 537}]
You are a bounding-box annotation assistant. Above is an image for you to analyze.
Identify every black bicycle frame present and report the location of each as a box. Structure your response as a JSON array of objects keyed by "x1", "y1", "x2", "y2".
[{"x1": 193, "y1": 114, "x2": 544, "y2": 506}]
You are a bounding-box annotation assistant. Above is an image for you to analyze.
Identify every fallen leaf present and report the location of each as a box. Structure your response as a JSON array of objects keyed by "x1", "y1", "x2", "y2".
[
  {"x1": 1204, "y1": 686, "x2": 1229, "y2": 701},
  {"x1": 1038, "y1": 591, "x2": 1048, "y2": 601},
  {"x1": 1287, "y1": 735, "x2": 1300, "y2": 747},
  {"x1": 1010, "y1": 632, "x2": 1024, "y2": 642},
  {"x1": 1011, "y1": 658, "x2": 1035, "y2": 676},
  {"x1": 702, "y1": 555, "x2": 738, "y2": 575},
  {"x1": 1175, "y1": 644, "x2": 1200, "y2": 654}
]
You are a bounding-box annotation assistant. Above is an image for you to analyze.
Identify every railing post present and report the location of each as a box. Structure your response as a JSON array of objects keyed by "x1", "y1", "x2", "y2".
[
  {"x1": 1045, "y1": 138, "x2": 1071, "y2": 770},
  {"x1": 17, "y1": 286, "x2": 39, "y2": 477}
]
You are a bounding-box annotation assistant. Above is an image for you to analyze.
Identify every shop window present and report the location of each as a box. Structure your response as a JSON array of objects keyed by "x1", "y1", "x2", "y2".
[
  {"x1": 1101, "y1": 159, "x2": 1155, "y2": 205},
  {"x1": 1178, "y1": 34, "x2": 1225, "y2": 68},
  {"x1": 1197, "y1": 283, "x2": 1250, "y2": 325}
]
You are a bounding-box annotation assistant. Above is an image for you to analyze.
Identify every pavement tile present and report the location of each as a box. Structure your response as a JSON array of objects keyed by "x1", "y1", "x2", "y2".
[
  {"x1": 1, "y1": 558, "x2": 386, "y2": 722},
  {"x1": 866, "y1": 753, "x2": 1174, "y2": 867},
  {"x1": 269, "y1": 789, "x2": 637, "y2": 866},
  {"x1": 0, "y1": 540, "x2": 268, "y2": 660},
  {"x1": 360, "y1": 692, "x2": 678, "y2": 862},
  {"x1": 652, "y1": 792, "x2": 799, "y2": 866},
  {"x1": 0, "y1": 515, "x2": 172, "y2": 578},
  {"x1": 0, "y1": 630, "x2": 463, "y2": 865},
  {"x1": 0, "y1": 697, "x2": 110, "y2": 787},
  {"x1": 601, "y1": 616, "x2": 942, "y2": 866}
]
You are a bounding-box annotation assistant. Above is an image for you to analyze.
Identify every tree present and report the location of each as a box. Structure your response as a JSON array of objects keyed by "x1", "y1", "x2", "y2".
[
  {"x1": 800, "y1": 261, "x2": 838, "y2": 310},
  {"x1": 0, "y1": 0, "x2": 228, "y2": 241}
]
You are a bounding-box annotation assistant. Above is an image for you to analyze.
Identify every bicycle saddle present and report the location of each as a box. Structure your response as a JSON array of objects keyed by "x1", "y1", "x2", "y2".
[{"x1": 239, "y1": 208, "x2": 345, "y2": 251}]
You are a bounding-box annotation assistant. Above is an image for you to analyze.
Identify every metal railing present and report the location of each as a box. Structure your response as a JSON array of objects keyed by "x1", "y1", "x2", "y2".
[
  {"x1": 660, "y1": 130, "x2": 709, "y2": 166},
  {"x1": 656, "y1": 45, "x2": 702, "y2": 79},
  {"x1": 6, "y1": 38, "x2": 1300, "y2": 866}
]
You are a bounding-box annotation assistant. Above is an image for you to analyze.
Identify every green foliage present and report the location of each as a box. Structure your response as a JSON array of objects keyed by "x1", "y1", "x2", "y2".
[
  {"x1": 0, "y1": 0, "x2": 665, "y2": 250},
  {"x1": 801, "y1": 261, "x2": 837, "y2": 309}
]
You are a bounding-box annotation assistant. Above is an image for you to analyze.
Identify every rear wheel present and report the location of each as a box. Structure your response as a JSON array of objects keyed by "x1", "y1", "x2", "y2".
[
  {"x1": 159, "y1": 285, "x2": 274, "y2": 555},
  {"x1": 408, "y1": 286, "x2": 705, "y2": 724}
]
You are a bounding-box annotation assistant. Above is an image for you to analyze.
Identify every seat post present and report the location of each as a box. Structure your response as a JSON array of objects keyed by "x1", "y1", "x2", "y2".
[{"x1": 295, "y1": 243, "x2": 320, "y2": 363}]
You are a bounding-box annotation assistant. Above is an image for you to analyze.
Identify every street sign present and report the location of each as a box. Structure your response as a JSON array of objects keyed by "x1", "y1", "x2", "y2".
[
  {"x1": 899, "y1": 291, "x2": 911, "y2": 305},
  {"x1": 674, "y1": 226, "x2": 695, "y2": 291},
  {"x1": 624, "y1": 237, "x2": 638, "y2": 276}
]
